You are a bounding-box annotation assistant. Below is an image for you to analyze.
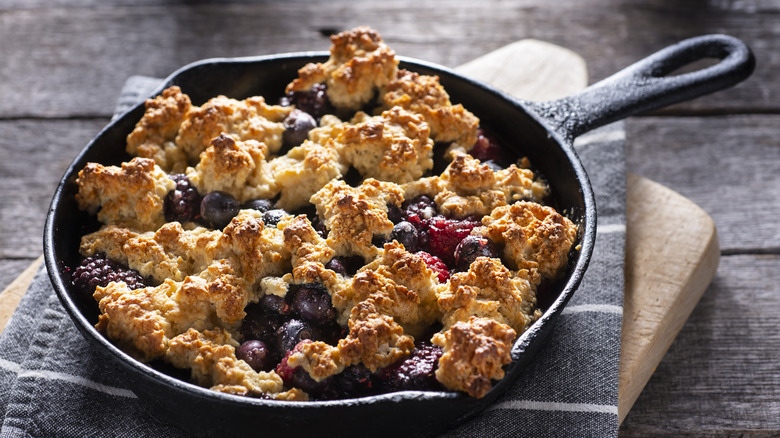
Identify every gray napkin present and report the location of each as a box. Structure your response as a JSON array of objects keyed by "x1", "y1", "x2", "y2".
[{"x1": 0, "y1": 76, "x2": 625, "y2": 438}]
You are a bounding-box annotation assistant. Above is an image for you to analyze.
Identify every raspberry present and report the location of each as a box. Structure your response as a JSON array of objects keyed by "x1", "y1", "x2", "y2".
[
  {"x1": 414, "y1": 251, "x2": 450, "y2": 283},
  {"x1": 71, "y1": 254, "x2": 148, "y2": 297},
  {"x1": 376, "y1": 341, "x2": 444, "y2": 392},
  {"x1": 163, "y1": 174, "x2": 201, "y2": 223},
  {"x1": 427, "y1": 216, "x2": 481, "y2": 267}
]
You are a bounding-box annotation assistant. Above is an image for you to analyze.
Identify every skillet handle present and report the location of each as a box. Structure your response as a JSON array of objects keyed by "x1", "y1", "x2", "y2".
[{"x1": 525, "y1": 34, "x2": 755, "y2": 141}]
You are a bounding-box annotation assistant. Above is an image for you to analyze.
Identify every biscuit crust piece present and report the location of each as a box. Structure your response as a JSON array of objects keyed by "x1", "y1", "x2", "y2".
[
  {"x1": 75, "y1": 157, "x2": 175, "y2": 231},
  {"x1": 381, "y1": 69, "x2": 479, "y2": 156},
  {"x1": 287, "y1": 26, "x2": 398, "y2": 111},
  {"x1": 126, "y1": 86, "x2": 192, "y2": 173},
  {"x1": 482, "y1": 201, "x2": 578, "y2": 278},
  {"x1": 432, "y1": 316, "x2": 516, "y2": 398}
]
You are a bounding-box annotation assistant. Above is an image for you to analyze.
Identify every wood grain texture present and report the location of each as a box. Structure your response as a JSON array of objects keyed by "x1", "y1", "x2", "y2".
[
  {"x1": 0, "y1": 1, "x2": 778, "y2": 435},
  {"x1": 0, "y1": 1, "x2": 776, "y2": 119},
  {"x1": 0, "y1": 256, "x2": 42, "y2": 333},
  {"x1": 620, "y1": 174, "x2": 720, "y2": 424}
]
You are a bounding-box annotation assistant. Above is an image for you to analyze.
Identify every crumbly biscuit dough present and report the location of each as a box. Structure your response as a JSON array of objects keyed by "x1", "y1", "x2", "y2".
[
  {"x1": 380, "y1": 69, "x2": 479, "y2": 155},
  {"x1": 74, "y1": 26, "x2": 579, "y2": 400},
  {"x1": 338, "y1": 108, "x2": 434, "y2": 183},
  {"x1": 337, "y1": 300, "x2": 415, "y2": 371},
  {"x1": 76, "y1": 157, "x2": 175, "y2": 231},
  {"x1": 126, "y1": 86, "x2": 192, "y2": 173},
  {"x1": 188, "y1": 134, "x2": 276, "y2": 202},
  {"x1": 269, "y1": 140, "x2": 347, "y2": 210},
  {"x1": 432, "y1": 316, "x2": 516, "y2": 398},
  {"x1": 166, "y1": 328, "x2": 285, "y2": 396},
  {"x1": 176, "y1": 95, "x2": 289, "y2": 162},
  {"x1": 481, "y1": 201, "x2": 578, "y2": 278},
  {"x1": 311, "y1": 179, "x2": 403, "y2": 259},
  {"x1": 287, "y1": 26, "x2": 398, "y2": 111}
]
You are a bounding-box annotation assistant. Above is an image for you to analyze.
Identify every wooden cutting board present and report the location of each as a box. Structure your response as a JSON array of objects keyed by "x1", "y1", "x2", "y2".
[{"x1": 0, "y1": 40, "x2": 719, "y2": 425}]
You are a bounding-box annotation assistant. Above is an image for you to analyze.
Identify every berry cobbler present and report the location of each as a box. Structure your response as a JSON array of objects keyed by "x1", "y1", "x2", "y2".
[{"x1": 71, "y1": 27, "x2": 578, "y2": 401}]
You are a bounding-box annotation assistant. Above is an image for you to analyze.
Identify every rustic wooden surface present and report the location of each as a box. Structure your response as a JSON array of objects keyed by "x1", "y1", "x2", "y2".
[
  {"x1": 1, "y1": 1, "x2": 779, "y2": 436},
  {"x1": 0, "y1": 35, "x2": 721, "y2": 427}
]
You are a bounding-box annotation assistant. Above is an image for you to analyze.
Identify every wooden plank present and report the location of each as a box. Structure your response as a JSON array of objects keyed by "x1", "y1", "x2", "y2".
[
  {"x1": 0, "y1": 0, "x2": 775, "y2": 118},
  {"x1": 620, "y1": 174, "x2": 719, "y2": 424},
  {"x1": 626, "y1": 115, "x2": 780, "y2": 253},
  {"x1": 0, "y1": 256, "x2": 42, "y2": 334},
  {"x1": 621, "y1": 254, "x2": 780, "y2": 435}
]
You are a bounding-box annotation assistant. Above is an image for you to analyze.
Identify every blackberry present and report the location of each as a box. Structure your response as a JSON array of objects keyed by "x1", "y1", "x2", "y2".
[
  {"x1": 376, "y1": 341, "x2": 444, "y2": 392},
  {"x1": 163, "y1": 174, "x2": 201, "y2": 223},
  {"x1": 321, "y1": 364, "x2": 375, "y2": 400},
  {"x1": 71, "y1": 254, "x2": 148, "y2": 297},
  {"x1": 403, "y1": 195, "x2": 437, "y2": 221},
  {"x1": 276, "y1": 343, "x2": 373, "y2": 400},
  {"x1": 280, "y1": 83, "x2": 333, "y2": 120}
]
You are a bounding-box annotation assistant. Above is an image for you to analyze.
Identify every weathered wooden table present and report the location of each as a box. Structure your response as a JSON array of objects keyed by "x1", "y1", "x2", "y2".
[{"x1": 1, "y1": 1, "x2": 778, "y2": 436}]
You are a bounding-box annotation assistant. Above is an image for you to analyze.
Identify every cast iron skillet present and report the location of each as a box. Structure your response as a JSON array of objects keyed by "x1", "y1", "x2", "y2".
[{"x1": 44, "y1": 34, "x2": 753, "y2": 437}]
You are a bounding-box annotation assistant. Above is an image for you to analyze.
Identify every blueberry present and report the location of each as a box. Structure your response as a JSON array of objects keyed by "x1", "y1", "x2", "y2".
[
  {"x1": 390, "y1": 221, "x2": 419, "y2": 252},
  {"x1": 262, "y1": 208, "x2": 289, "y2": 227},
  {"x1": 454, "y1": 235, "x2": 499, "y2": 272},
  {"x1": 325, "y1": 256, "x2": 363, "y2": 276},
  {"x1": 276, "y1": 319, "x2": 314, "y2": 353},
  {"x1": 290, "y1": 285, "x2": 336, "y2": 325},
  {"x1": 282, "y1": 109, "x2": 317, "y2": 148},
  {"x1": 482, "y1": 159, "x2": 504, "y2": 171},
  {"x1": 236, "y1": 340, "x2": 273, "y2": 372},
  {"x1": 240, "y1": 303, "x2": 284, "y2": 344},
  {"x1": 200, "y1": 191, "x2": 240, "y2": 229},
  {"x1": 243, "y1": 198, "x2": 273, "y2": 213},
  {"x1": 259, "y1": 294, "x2": 291, "y2": 317}
]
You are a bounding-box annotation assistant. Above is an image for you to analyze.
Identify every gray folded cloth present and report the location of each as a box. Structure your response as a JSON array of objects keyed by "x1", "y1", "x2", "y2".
[{"x1": 0, "y1": 76, "x2": 625, "y2": 438}]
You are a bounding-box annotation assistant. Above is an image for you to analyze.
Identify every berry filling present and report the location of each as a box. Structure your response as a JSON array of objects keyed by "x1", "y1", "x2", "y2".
[{"x1": 71, "y1": 254, "x2": 148, "y2": 297}]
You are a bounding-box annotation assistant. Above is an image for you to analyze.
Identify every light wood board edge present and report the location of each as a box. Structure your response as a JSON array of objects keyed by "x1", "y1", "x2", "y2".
[
  {"x1": 0, "y1": 255, "x2": 43, "y2": 334},
  {"x1": 618, "y1": 174, "x2": 720, "y2": 423}
]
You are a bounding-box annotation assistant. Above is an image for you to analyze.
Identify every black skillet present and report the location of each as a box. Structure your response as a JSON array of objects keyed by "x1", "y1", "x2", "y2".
[{"x1": 44, "y1": 34, "x2": 754, "y2": 437}]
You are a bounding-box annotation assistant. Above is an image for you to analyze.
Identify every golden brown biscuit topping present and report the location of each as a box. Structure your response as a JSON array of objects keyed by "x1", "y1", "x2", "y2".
[{"x1": 71, "y1": 27, "x2": 578, "y2": 401}]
